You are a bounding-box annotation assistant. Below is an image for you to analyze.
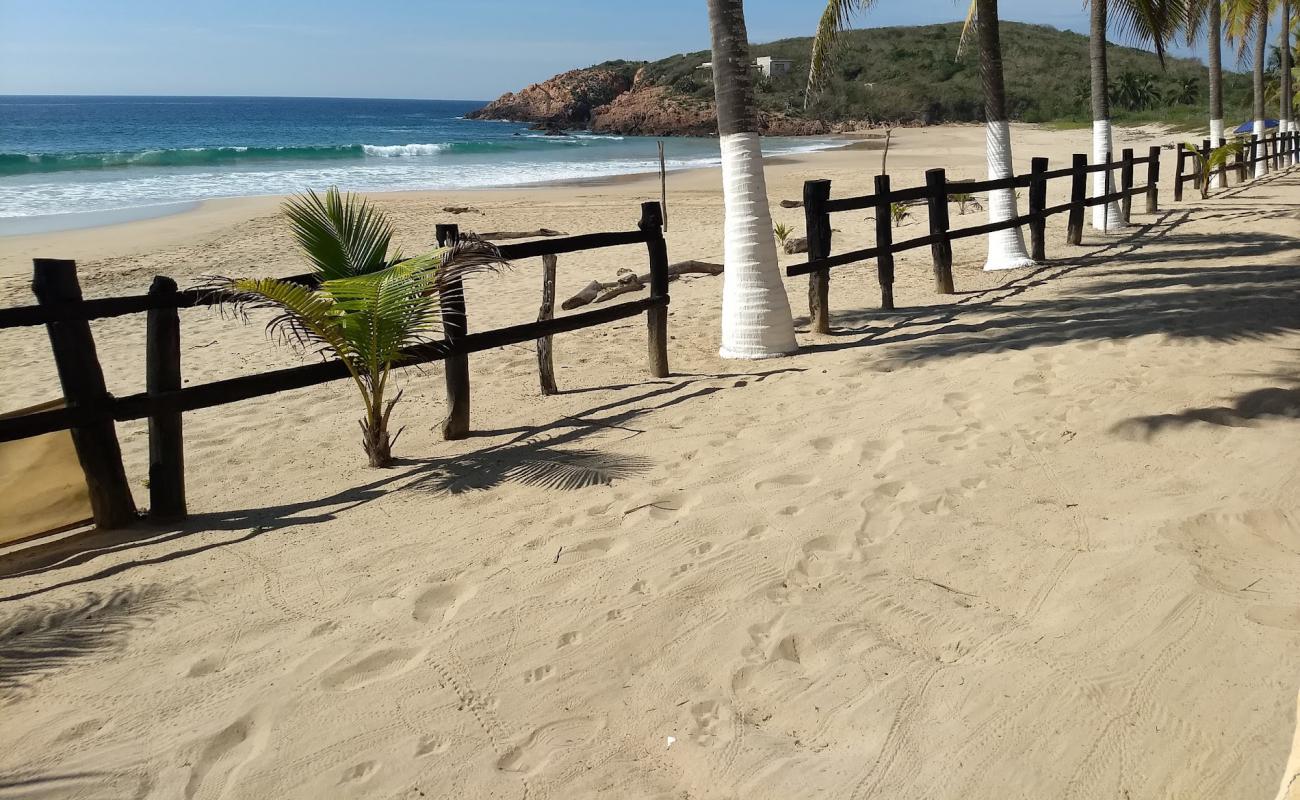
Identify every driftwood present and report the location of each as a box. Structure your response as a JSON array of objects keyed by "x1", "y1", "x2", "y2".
[
  {"x1": 478, "y1": 228, "x2": 565, "y2": 241},
  {"x1": 783, "y1": 236, "x2": 809, "y2": 254},
  {"x1": 779, "y1": 199, "x2": 804, "y2": 208},
  {"x1": 537, "y1": 254, "x2": 559, "y2": 395},
  {"x1": 442, "y1": 206, "x2": 480, "y2": 215},
  {"x1": 563, "y1": 260, "x2": 722, "y2": 310}
]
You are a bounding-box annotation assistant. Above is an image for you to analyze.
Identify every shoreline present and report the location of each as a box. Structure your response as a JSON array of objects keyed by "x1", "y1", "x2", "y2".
[{"x1": 0, "y1": 135, "x2": 856, "y2": 241}]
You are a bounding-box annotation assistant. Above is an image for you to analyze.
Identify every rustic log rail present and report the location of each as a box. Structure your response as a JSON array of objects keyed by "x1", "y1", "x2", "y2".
[
  {"x1": 0, "y1": 202, "x2": 671, "y2": 527},
  {"x1": 1176, "y1": 130, "x2": 1299, "y2": 196},
  {"x1": 791, "y1": 147, "x2": 1161, "y2": 314}
]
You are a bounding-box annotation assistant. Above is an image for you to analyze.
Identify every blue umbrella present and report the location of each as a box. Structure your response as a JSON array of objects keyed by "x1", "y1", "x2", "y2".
[{"x1": 1235, "y1": 119, "x2": 1279, "y2": 133}]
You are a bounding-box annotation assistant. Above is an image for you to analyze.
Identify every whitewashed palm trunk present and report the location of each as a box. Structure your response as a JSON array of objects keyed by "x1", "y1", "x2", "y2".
[
  {"x1": 1254, "y1": 120, "x2": 1270, "y2": 177},
  {"x1": 718, "y1": 132, "x2": 798, "y2": 358},
  {"x1": 978, "y1": 0, "x2": 1034, "y2": 271},
  {"x1": 983, "y1": 120, "x2": 1034, "y2": 270},
  {"x1": 1208, "y1": 1, "x2": 1225, "y2": 188},
  {"x1": 1091, "y1": 120, "x2": 1126, "y2": 230},
  {"x1": 707, "y1": 0, "x2": 797, "y2": 359}
]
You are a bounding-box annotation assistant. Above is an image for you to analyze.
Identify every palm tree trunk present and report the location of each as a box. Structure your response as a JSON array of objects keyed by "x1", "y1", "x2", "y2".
[
  {"x1": 977, "y1": 0, "x2": 1034, "y2": 270},
  {"x1": 1254, "y1": 5, "x2": 1270, "y2": 177},
  {"x1": 1282, "y1": 0, "x2": 1294, "y2": 165},
  {"x1": 1090, "y1": 0, "x2": 1125, "y2": 230},
  {"x1": 707, "y1": 0, "x2": 798, "y2": 358},
  {"x1": 1209, "y1": 0, "x2": 1225, "y2": 187}
]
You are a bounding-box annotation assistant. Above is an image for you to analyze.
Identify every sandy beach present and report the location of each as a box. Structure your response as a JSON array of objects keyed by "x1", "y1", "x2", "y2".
[{"x1": 2, "y1": 122, "x2": 1300, "y2": 799}]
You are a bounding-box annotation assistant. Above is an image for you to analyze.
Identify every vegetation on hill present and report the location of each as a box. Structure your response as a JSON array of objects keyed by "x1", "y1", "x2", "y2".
[{"x1": 630, "y1": 21, "x2": 1251, "y2": 127}]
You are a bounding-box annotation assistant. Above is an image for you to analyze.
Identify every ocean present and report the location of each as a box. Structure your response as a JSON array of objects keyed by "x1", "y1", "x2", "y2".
[{"x1": 0, "y1": 96, "x2": 837, "y2": 232}]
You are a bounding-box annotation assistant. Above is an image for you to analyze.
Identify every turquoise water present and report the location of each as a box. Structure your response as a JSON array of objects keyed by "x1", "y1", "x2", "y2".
[{"x1": 0, "y1": 96, "x2": 837, "y2": 226}]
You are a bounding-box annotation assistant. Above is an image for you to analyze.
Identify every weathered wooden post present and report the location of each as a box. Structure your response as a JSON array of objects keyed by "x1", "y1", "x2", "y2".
[
  {"x1": 146, "y1": 275, "x2": 185, "y2": 520},
  {"x1": 1216, "y1": 136, "x2": 1229, "y2": 187},
  {"x1": 1027, "y1": 157, "x2": 1048, "y2": 261},
  {"x1": 1067, "y1": 153, "x2": 1087, "y2": 245},
  {"x1": 873, "y1": 174, "x2": 896, "y2": 310},
  {"x1": 924, "y1": 169, "x2": 954, "y2": 294},
  {"x1": 1236, "y1": 138, "x2": 1249, "y2": 182},
  {"x1": 435, "y1": 223, "x2": 470, "y2": 440},
  {"x1": 639, "y1": 201, "x2": 670, "y2": 378},
  {"x1": 31, "y1": 259, "x2": 136, "y2": 529},
  {"x1": 1195, "y1": 138, "x2": 1211, "y2": 190},
  {"x1": 1145, "y1": 145, "x2": 1161, "y2": 214},
  {"x1": 803, "y1": 179, "x2": 832, "y2": 333},
  {"x1": 1249, "y1": 134, "x2": 1259, "y2": 179},
  {"x1": 1119, "y1": 148, "x2": 1135, "y2": 223},
  {"x1": 1174, "y1": 146, "x2": 1186, "y2": 201},
  {"x1": 536, "y1": 254, "x2": 559, "y2": 395}
]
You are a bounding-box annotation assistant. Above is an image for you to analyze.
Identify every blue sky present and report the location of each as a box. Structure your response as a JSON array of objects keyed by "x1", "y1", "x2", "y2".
[{"x1": 0, "y1": 0, "x2": 1247, "y2": 100}]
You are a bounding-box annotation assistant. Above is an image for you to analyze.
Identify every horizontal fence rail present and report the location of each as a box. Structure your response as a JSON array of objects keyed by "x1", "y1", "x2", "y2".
[{"x1": 0, "y1": 201, "x2": 671, "y2": 529}]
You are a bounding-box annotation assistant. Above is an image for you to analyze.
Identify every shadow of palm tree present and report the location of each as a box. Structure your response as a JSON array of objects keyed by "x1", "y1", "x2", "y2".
[
  {"x1": 0, "y1": 584, "x2": 178, "y2": 698},
  {"x1": 412, "y1": 438, "x2": 653, "y2": 494},
  {"x1": 1114, "y1": 369, "x2": 1300, "y2": 438}
]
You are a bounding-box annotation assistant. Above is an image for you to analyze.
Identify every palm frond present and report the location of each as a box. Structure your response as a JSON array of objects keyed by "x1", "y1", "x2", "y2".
[
  {"x1": 283, "y1": 187, "x2": 394, "y2": 280},
  {"x1": 1223, "y1": 0, "x2": 1269, "y2": 60},
  {"x1": 805, "y1": 0, "x2": 879, "y2": 106},
  {"x1": 1103, "y1": 0, "x2": 1191, "y2": 67},
  {"x1": 957, "y1": 0, "x2": 979, "y2": 58},
  {"x1": 217, "y1": 276, "x2": 354, "y2": 361}
]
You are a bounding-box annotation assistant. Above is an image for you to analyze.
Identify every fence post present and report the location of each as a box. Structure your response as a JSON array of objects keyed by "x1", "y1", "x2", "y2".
[
  {"x1": 1145, "y1": 145, "x2": 1160, "y2": 214},
  {"x1": 639, "y1": 201, "x2": 671, "y2": 378},
  {"x1": 1067, "y1": 153, "x2": 1087, "y2": 245},
  {"x1": 873, "y1": 174, "x2": 896, "y2": 310},
  {"x1": 146, "y1": 275, "x2": 185, "y2": 521},
  {"x1": 1249, "y1": 134, "x2": 1259, "y2": 179},
  {"x1": 1027, "y1": 157, "x2": 1048, "y2": 261},
  {"x1": 1119, "y1": 148, "x2": 1135, "y2": 223},
  {"x1": 1216, "y1": 136, "x2": 1229, "y2": 187},
  {"x1": 1236, "y1": 138, "x2": 1249, "y2": 182},
  {"x1": 536, "y1": 254, "x2": 558, "y2": 395},
  {"x1": 31, "y1": 259, "x2": 136, "y2": 529},
  {"x1": 803, "y1": 179, "x2": 832, "y2": 334},
  {"x1": 435, "y1": 223, "x2": 470, "y2": 440},
  {"x1": 924, "y1": 168, "x2": 954, "y2": 294},
  {"x1": 1174, "y1": 146, "x2": 1185, "y2": 201}
]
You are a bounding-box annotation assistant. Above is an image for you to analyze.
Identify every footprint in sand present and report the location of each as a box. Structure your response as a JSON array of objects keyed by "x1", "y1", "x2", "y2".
[
  {"x1": 496, "y1": 717, "x2": 603, "y2": 775},
  {"x1": 186, "y1": 654, "x2": 226, "y2": 678},
  {"x1": 688, "y1": 700, "x2": 731, "y2": 747},
  {"x1": 319, "y1": 647, "x2": 426, "y2": 692},
  {"x1": 183, "y1": 709, "x2": 271, "y2": 800},
  {"x1": 412, "y1": 582, "x2": 476, "y2": 625},
  {"x1": 416, "y1": 735, "x2": 450, "y2": 757},
  {"x1": 523, "y1": 665, "x2": 555, "y2": 684},
  {"x1": 557, "y1": 631, "x2": 583, "y2": 649},
  {"x1": 754, "y1": 473, "x2": 817, "y2": 492},
  {"x1": 1246, "y1": 606, "x2": 1300, "y2": 630},
  {"x1": 339, "y1": 761, "x2": 379, "y2": 785}
]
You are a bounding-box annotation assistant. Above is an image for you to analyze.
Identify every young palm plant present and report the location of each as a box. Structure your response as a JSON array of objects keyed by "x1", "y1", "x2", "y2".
[
  {"x1": 1181, "y1": 138, "x2": 1246, "y2": 196},
  {"x1": 217, "y1": 188, "x2": 504, "y2": 467}
]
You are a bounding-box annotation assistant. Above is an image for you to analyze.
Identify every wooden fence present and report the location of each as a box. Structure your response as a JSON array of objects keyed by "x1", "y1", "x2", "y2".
[
  {"x1": 0, "y1": 201, "x2": 671, "y2": 529},
  {"x1": 790, "y1": 146, "x2": 1162, "y2": 330},
  {"x1": 1174, "y1": 130, "x2": 1299, "y2": 199}
]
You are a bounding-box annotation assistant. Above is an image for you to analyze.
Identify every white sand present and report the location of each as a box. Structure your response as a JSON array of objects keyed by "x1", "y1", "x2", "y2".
[{"x1": 2, "y1": 124, "x2": 1300, "y2": 799}]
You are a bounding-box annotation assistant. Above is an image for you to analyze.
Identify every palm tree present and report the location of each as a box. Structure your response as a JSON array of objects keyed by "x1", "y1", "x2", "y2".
[
  {"x1": 1226, "y1": 0, "x2": 1273, "y2": 177},
  {"x1": 707, "y1": 0, "x2": 798, "y2": 359},
  {"x1": 1282, "y1": 0, "x2": 1294, "y2": 162},
  {"x1": 218, "y1": 189, "x2": 504, "y2": 467},
  {"x1": 1088, "y1": 0, "x2": 1184, "y2": 232},
  {"x1": 967, "y1": 0, "x2": 1036, "y2": 269},
  {"x1": 1186, "y1": 0, "x2": 1226, "y2": 186}
]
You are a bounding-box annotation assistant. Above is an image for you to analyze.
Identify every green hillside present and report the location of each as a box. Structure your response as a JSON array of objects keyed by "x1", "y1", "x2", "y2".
[{"x1": 631, "y1": 21, "x2": 1250, "y2": 127}]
